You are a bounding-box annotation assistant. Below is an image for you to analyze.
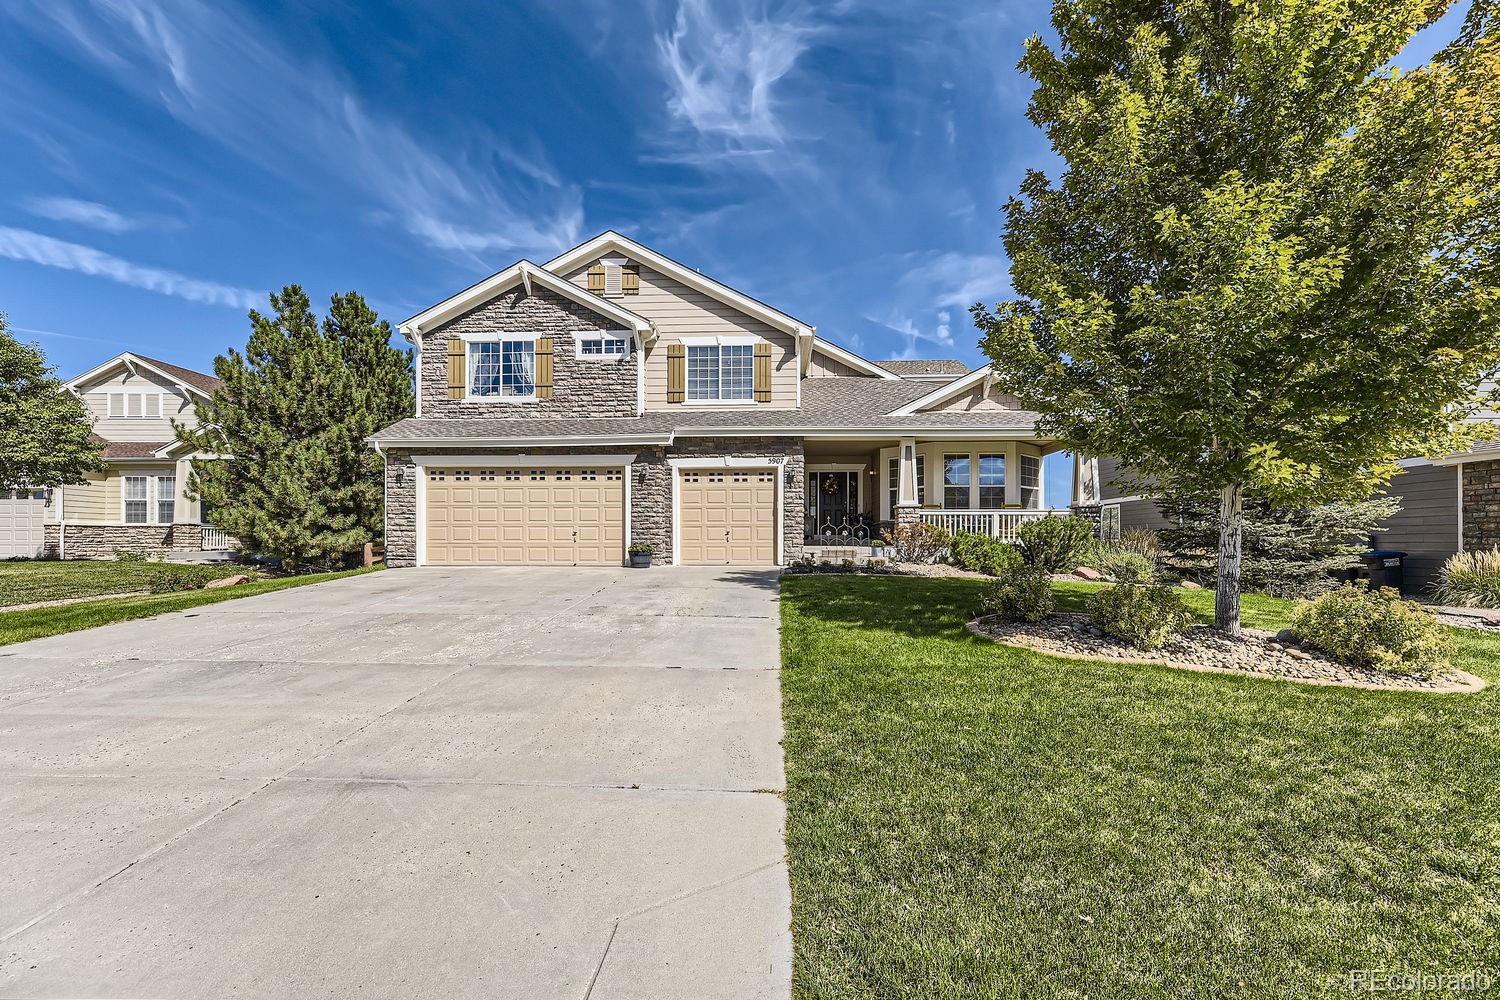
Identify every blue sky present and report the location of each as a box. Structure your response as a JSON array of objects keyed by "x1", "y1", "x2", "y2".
[{"x1": 0, "y1": 1, "x2": 1472, "y2": 503}]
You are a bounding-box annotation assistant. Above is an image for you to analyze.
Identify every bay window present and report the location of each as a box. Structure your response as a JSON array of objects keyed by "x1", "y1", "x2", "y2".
[{"x1": 978, "y1": 455, "x2": 1006, "y2": 508}]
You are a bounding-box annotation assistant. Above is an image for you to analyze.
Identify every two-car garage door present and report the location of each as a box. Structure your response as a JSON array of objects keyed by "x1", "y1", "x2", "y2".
[
  {"x1": 425, "y1": 466, "x2": 624, "y2": 566},
  {"x1": 421, "y1": 464, "x2": 778, "y2": 567}
]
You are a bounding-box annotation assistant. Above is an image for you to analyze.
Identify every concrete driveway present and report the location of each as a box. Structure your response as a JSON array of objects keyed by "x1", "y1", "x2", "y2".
[{"x1": 0, "y1": 567, "x2": 790, "y2": 999}]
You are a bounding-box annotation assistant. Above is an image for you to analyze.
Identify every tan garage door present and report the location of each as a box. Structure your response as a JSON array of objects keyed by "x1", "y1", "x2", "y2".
[
  {"x1": 424, "y1": 466, "x2": 624, "y2": 566},
  {"x1": 679, "y1": 468, "x2": 776, "y2": 565}
]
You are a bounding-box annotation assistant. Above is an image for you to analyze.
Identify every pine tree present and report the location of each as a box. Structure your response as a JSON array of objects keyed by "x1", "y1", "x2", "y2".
[
  {"x1": 0, "y1": 314, "x2": 103, "y2": 490},
  {"x1": 974, "y1": 1, "x2": 1500, "y2": 633},
  {"x1": 1156, "y1": 492, "x2": 1402, "y2": 599},
  {"x1": 178, "y1": 288, "x2": 413, "y2": 571}
]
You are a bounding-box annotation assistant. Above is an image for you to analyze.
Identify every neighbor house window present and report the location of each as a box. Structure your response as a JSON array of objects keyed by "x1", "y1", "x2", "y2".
[
  {"x1": 978, "y1": 454, "x2": 1006, "y2": 509},
  {"x1": 107, "y1": 392, "x2": 163, "y2": 418},
  {"x1": 887, "y1": 455, "x2": 927, "y2": 517},
  {"x1": 156, "y1": 475, "x2": 176, "y2": 524},
  {"x1": 1020, "y1": 455, "x2": 1042, "y2": 509},
  {"x1": 123, "y1": 476, "x2": 149, "y2": 523},
  {"x1": 469, "y1": 340, "x2": 535, "y2": 398},
  {"x1": 576, "y1": 333, "x2": 628, "y2": 359},
  {"x1": 686, "y1": 344, "x2": 754, "y2": 402},
  {"x1": 943, "y1": 455, "x2": 970, "y2": 509}
]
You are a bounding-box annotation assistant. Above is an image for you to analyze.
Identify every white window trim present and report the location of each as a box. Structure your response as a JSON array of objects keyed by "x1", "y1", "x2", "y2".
[
  {"x1": 575, "y1": 330, "x2": 630, "y2": 360},
  {"x1": 121, "y1": 473, "x2": 178, "y2": 525},
  {"x1": 462, "y1": 332, "x2": 539, "y2": 403},
  {"x1": 667, "y1": 457, "x2": 786, "y2": 567}
]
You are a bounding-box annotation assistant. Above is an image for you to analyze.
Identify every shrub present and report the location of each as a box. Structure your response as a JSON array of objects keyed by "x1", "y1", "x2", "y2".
[
  {"x1": 628, "y1": 542, "x2": 654, "y2": 555},
  {"x1": 1087, "y1": 584, "x2": 1195, "y2": 651},
  {"x1": 948, "y1": 532, "x2": 1024, "y2": 577},
  {"x1": 1017, "y1": 515, "x2": 1095, "y2": 572},
  {"x1": 883, "y1": 521, "x2": 950, "y2": 564},
  {"x1": 1291, "y1": 584, "x2": 1452, "y2": 676},
  {"x1": 980, "y1": 566, "x2": 1054, "y2": 623},
  {"x1": 145, "y1": 564, "x2": 232, "y2": 593},
  {"x1": 1118, "y1": 527, "x2": 1163, "y2": 561},
  {"x1": 113, "y1": 549, "x2": 149, "y2": 563},
  {"x1": 1098, "y1": 549, "x2": 1155, "y2": 584},
  {"x1": 1432, "y1": 548, "x2": 1500, "y2": 609}
]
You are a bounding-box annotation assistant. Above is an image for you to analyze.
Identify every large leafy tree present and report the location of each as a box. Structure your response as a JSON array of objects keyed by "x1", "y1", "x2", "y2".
[
  {"x1": 179, "y1": 288, "x2": 412, "y2": 571},
  {"x1": 0, "y1": 314, "x2": 103, "y2": 490},
  {"x1": 975, "y1": 0, "x2": 1500, "y2": 632}
]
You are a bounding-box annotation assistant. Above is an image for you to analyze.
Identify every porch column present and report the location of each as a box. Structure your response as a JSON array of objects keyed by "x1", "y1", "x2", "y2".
[
  {"x1": 896, "y1": 437, "x2": 920, "y2": 527},
  {"x1": 174, "y1": 458, "x2": 194, "y2": 524}
]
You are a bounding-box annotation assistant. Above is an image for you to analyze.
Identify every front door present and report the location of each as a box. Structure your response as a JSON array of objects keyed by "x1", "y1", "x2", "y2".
[{"x1": 808, "y1": 471, "x2": 860, "y2": 539}]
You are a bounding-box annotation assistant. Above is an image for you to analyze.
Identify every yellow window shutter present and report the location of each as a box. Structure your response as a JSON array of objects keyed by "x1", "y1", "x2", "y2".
[
  {"x1": 667, "y1": 343, "x2": 686, "y2": 403},
  {"x1": 622, "y1": 265, "x2": 640, "y2": 294},
  {"x1": 535, "y1": 338, "x2": 554, "y2": 400},
  {"x1": 587, "y1": 265, "x2": 605, "y2": 293},
  {"x1": 447, "y1": 338, "x2": 466, "y2": 400},
  {"x1": 753, "y1": 342, "x2": 772, "y2": 402}
]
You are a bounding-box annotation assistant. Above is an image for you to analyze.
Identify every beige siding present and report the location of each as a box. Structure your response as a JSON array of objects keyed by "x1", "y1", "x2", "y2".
[
  {"x1": 807, "y1": 349, "x2": 873, "y2": 378},
  {"x1": 562, "y1": 260, "x2": 799, "y2": 410},
  {"x1": 927, "y1": 385, "x2": 1026, "y2": 413},
  {"x1": 79, "y1": 369, "x2": 200, "y2": 442},
  {"x1": 58, "y1": 465, "x2": 196, "y2": 525}
]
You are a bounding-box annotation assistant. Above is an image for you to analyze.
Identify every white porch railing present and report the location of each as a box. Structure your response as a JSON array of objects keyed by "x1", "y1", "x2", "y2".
[
  {"x1": 200, "y1": 525, "x2": 229, "y2": 550},
  {"x1": 918, "y1": 509, "x2": 1065, "y2": 542}
]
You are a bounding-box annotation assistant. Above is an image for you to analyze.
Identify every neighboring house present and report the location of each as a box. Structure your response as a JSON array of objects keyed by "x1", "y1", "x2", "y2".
[
  {"x1": 369, "y1": 231, "x2": 1071, "y2": 568},
  {"x1": 1079, "y1": 381, "x2": 1500, "y2": 594},
  {"x1": 20, "y1": 353, "x2": 227, "y2": 560}
]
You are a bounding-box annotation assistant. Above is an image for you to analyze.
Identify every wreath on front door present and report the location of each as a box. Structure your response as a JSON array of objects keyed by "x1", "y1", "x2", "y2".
[{"x1": 822, "y1": 476, "x2": 842, "y2": 495}]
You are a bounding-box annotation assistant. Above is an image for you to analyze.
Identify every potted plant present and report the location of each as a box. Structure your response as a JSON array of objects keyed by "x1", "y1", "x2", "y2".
[{"x1": 628, "y1": 542, "x2": 654, "y2": 568}]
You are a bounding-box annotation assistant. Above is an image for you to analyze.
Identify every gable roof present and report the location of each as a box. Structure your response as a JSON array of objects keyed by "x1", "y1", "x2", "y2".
[
  {"x1": 398, "y1": 260, "x2": 655, "y2": 342},
  {"x1": 876, "y1": 359, "x2": 970, "y2": 378},
  {"x1": 808, "y1": 336, "x2": 901, "y2": 380},
  {"x1": 543, "y1": 231, "x2": 815, "y2": 340},
  {"x1": 64, "y1": 352, "x2": 220, "y2": 398},
  {"x1": 886, "y1": 365, "x2": 996, "y2": 416}
]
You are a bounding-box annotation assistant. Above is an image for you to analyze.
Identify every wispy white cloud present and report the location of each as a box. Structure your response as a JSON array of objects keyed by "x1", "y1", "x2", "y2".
[
  {"x1": 8, "y1": 0, "x2": 581, "y2": 259},
  {"x1": 656, "y1": 0, "x2": 814, "y2": 152},
  {"x1": 0, "y1": 226, "x2": 259, "y2": 308},
  {"x1": 868, "y1": 251, "x2": 1009, "y2": 359},
  {"x1": 22, "y1": 196, "x2": 137, "y2": 233}
]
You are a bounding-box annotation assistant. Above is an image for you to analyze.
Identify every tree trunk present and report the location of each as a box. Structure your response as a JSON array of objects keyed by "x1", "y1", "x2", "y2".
[{"x1": 1215, "y1": 482, "x2": 1244, "y2": 635}]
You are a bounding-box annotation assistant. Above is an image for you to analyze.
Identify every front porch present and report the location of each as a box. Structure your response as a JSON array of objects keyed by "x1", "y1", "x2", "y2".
[{"x1": 802, "y1": 436, "x2": 1072, "y2": 546}]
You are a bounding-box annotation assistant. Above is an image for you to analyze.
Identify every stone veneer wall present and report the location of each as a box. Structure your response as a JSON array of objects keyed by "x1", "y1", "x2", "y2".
[
  {"x1": 380, "y1": 437, "x2": 805, "y2": 567},
  {"x1": 42, "y1": 523, "x2": 202, "y2": 559},
  {"x1": 1462, "y1": 459, "x2": 1500, "y2": 550},
  {"x1": 419, "y1": 287, "x2": 636, "y2": 419}
]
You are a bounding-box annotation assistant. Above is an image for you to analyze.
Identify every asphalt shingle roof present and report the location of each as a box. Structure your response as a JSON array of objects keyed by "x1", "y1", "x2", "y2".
[
  {"x1": 135, "y1": 355, "x2": 221, "y2": 394},
  {"x1": 875, "y1": 359, "x2": 971, "y2": 376},
  {"x1": 370, "y1": 377, "x2": 1041, "y2": 444},
  {"x1": 95, "y1": 439, "x2": 174, "y2": 459}
]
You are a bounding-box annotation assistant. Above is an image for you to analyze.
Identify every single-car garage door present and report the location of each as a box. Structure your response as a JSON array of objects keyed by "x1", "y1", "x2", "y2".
[
  {"x1": 679, "y1": 468, "x2": 776, "y2": 565},
  {"x1": 0, "y1": 489, "x2": 47, "y2": 559},
  {"x1": 424, "y1": 466, "x2": 624, "y2": 566}
]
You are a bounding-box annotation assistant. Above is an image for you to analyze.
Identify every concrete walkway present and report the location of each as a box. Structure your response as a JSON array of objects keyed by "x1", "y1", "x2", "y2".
[{"x1": 0, "y1": 567, "x2": 790, "y2": 999}]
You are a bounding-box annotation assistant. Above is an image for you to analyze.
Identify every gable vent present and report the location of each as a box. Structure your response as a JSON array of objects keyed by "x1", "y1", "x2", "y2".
[{"x1": 603, "y1": 263, "x2": 623, "y2": 297}]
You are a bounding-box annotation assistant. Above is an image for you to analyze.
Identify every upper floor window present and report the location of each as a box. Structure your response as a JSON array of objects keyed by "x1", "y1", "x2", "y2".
[
  {"x1": 687, "y1": 343, "x2": 754, "y2": 402},
  {"x1": 106, "y1": 392, "x2": 163, "y2": 418},
  {"x1": 470, "y1": 339, "x2": 535, "y2": 398},
  {"x1": 576, "y1": 332, "x2": 628, "y2": 359}
]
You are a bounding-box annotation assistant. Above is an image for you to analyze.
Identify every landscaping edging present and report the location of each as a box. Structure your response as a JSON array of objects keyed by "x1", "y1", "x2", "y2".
[{"x1": 968, "y1": 613, "x2": 1486, "y2": 694}]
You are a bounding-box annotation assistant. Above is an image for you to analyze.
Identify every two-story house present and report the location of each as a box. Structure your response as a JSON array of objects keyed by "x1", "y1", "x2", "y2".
[
  {"x1": 31, "y1": 353, "x2": 228, "y2": 559},
  {"x1": 369, "y1": 231, "x2": 1070, "y2": 568}
]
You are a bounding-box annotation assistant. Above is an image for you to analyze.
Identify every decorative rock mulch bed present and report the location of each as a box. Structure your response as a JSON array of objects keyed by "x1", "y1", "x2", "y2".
[{"x1": 969, "y1": 613, "x2": 1485, "y2": 693}]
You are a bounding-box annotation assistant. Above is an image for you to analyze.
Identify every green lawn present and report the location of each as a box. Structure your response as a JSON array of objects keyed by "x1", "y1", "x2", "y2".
[
  {"x1": 0, "y1": 566, "x2": 379, "y2": 647},
  {"x1": 780, "y1": 576, "x2": 1500, "y2": 999},
  {"x1": 0, "y1": 559, "x2": 246, "y2": 607}
]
